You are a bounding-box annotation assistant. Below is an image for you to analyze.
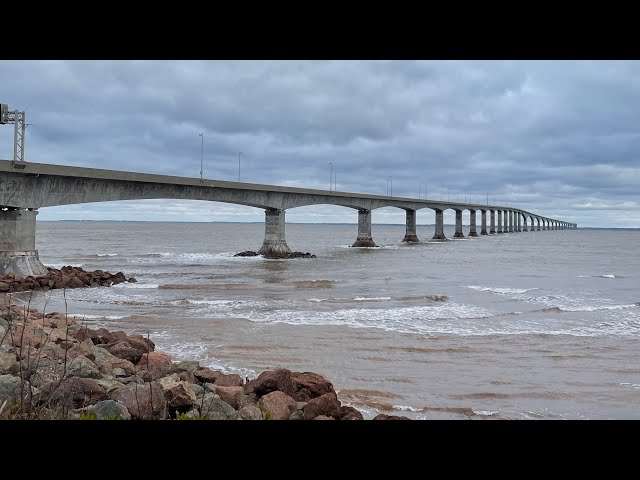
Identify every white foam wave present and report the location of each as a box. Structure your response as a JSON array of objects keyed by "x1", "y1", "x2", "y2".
[
  {"x1": 111, "y1": 283, "x2": 160, "y2": 289},
  {"x1": 97, "y1": 253, "x2": 118, "y2": 257},
  {"x1": 473, "y1": 409, "x2": 500, "y2": 416},
  {"x1": 69, "y1": 313, "x2": 126, "y2": 320},
  {"x1": 354, "y1": 296, "x2": 392, "y2": 301},
  {"x1": 392, "y1": 404, "x2": 422, "y2": 412},
  {"x1": 48, "y1": 263, "x2": 83, "y2": 269},
  {"x1": 468, "y1": 286, "x2": 539, "y2": 295},
  {"x1": 620, "y1": 383, "x2": 640, "y2": 390},
  {"x1": 559, "y1": 303, "x2": 638, "y2": 313},
  {"x1": 599, "y1": 274, "x2": 616, "y2": 278}
]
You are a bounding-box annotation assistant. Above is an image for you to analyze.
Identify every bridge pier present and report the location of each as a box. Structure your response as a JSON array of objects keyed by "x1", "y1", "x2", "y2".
[
  {"x1": 508, "y1": 211, "x2": 514, "y2": 233},
  {"x1": 352, "y1": 209, "x2": 377, "y2": 247},
  {"x1": 536, "y1": 218, "x2": 541, "y2": 231},
  {"x1": 402, "y1": 209, "x2": 419, "y2": 242},
  {"x1": 0, "y1": 208, "x2": 48, "y2": 278},
  {"x1": 258, "y1": 208, "x2": 293, "y2": 255},
  {"x1": 469, "y1": 210, "x2": 478, "y2": 237},
  {"x1": 480, "y1": 209, "x2": 488, "y2": 235},
  {"x1": 432, "y1": 209, "x2": 446, "y2": 240},
  {"x1": 489, "y1": 210, "x2": 495, "y2": 234},
  {"x1": 497, "y1": 210, "x2": 503, "y2": 233},
  {"x1": 453, "y1": 210, "x2": 464, "y2": 238}
]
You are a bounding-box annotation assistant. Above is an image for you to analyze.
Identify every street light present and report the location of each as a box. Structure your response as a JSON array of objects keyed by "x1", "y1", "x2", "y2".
[
  {"x1": 329, "y1": 162, "x2": 333, "y2": 192},
  {"x1": 199, "y1": 133, "x2": 203, "y2": 180},
  {"x1": 238, "y1": 152, "x2": 242, "y2": 182}
]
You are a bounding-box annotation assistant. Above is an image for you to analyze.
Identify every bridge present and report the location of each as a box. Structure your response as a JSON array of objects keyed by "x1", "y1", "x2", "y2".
[{"x1": 0, "y1": 159, "x2": 576, "y2": 278}]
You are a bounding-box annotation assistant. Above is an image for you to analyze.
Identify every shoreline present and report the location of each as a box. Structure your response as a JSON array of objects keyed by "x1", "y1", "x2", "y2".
[{"x1": 0, "y1": 295, "x2": 409, "y2": 420}]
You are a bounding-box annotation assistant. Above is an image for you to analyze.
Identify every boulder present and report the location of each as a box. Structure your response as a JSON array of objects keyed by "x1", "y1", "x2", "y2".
[
  {"x1": 258, "y1": 390, "x2": 297, "y2": 420},
  {"x1": 136, "y1": 362, "x2": 180, "y2": 382},
  {"x1": 67, "y1": 339, "x2": 96, "y2": 362},
  {"x1": 39, "y1": 377, "x2": 108, "y2": 409},
  {"x1": 288, "y1": 410, "x2": 305, "y2": 420},
  {"x1": 236, "y1": 404, "x2": 263, "y2": 420},
  {"x1": 157, "y1": 373, "x2": 181, "y2": 386},
  {"x1": 87, "y1": 399, "x2": 131, "y2": 420},
  {"x1": 193, "y1": 367, "x2": 218, "y2": 384},
  {"x1": 105, "y1": 340, "x2": 146, "y2": 363},
  {"x1": 163, "y1": 381, "x2": 197, "y2": 410},
  {"x1": 136, "y1": 351, "x2": 172, "y2": 367},
  {"x1": 0, "y1": 374, "x2": 23, "y2": 404},
  {"x1": 291, "y1": 371, "x2": 335, "y2": 401},
  {"x1": 176, "y1": 360, "x2": 200, "y2": 374},
  {"x1": 302, "y1": 393, "x2": 341, "y2": 420},
  {"x1": 110, "y1": 382, "x2": 167, "y2": 420},
  {"x1": 65, "y1": 356, "x2": 103, "y2": 379},
  {"x1": 372, "y1": 414, "x2": 411, "y2": 420},
  {"x1": 313, "y1": 415, "x2": 335, "y2": 420},
  {"x1": 243, "y1": 368, "x2": 294, "y2": 397},
  {"x1": 23, "y1": 358, "x2": 65, "y2": 387},
  {"x1": 189, "y1": 383, "x2": 205, "y2": 399},
  {"x1": 0, "y1": 351, "x2": 19, "y2": 375},
  {"x1": 214, "y1": 385, "x2": 249, "y2": 409},
  {"x1": 67, "y1": 277, "x2": 85, "y2": 289},
  {"x1": 38, "y1": 343, "x2": 67, "y2": 362},
  {"x1": 213, "y1": 372, "x2": 244, "y2": 387},
  {"x1": 340, "y1": 406, "x2": 364, "y2": 420},
  {"x1": 198, "y1": 393, "x2": 236, "y2": 420}
]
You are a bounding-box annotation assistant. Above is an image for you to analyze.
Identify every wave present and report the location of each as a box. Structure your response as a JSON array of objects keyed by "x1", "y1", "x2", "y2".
[
  {"x1": 111, "y1": 283, "x2": 160, "y2": 289},
  {"x1": 96, "y1": 253, "x2": 118, "y2": 257},
  {"x1": 354, "y1": 297, "x2": 392, "y2": 301},
  {"x1": 468, "y1": 286, "x2": 539, "y2": 295},
  {"x1": 599, "y1": 274, "x2": 616, "y2": 278}
]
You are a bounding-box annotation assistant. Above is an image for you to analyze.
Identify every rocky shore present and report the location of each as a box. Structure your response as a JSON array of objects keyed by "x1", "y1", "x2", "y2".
[
  {"x1": 0, "y1": 266, "x2": 136, "y2": 294},
  {"x1": 0, "y1": 302, "x2": 409, "y2": 420}
]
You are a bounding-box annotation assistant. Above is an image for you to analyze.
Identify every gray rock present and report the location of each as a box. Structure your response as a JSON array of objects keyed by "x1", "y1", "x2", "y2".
[
  {"x1": 0, "y1": 374, "x2": 22, "y2": 404},
  {"x1": 199, "y1": 393, "x2": 236, "y2": 420},
  {"x1": 118, "y1": 375, "x2": 144, "y2": 385},
  {"x1": 91, "y1": 346, "x2": 113, "y2": 364},
  {"x1": 189, "y1": 383, "x2": 205, "y2": 399},
  {"x1": 110, "y1": 382, "x2": 167, "y2": 420},
  {"x1": 0, "y1": 351, "x2": 19, "y2": 375},
  {"x1": 25, "y1": 358, "x2": 65, "y2": 387},
  {"x1": 288, "y1": 410, "x2": 305, "y2": 420},
  {"x1": 112, "y1": 368, "x2": 127, "y2": 377},
  {"x1": 236, "y1": 404, "x2": 264, "y2": 420},
  {"x1": 66, "y1": 356, "x2": 103, "y2": 379},
  {"x1": 180, "y1": 407, "x2": 202, "y2": 419},
  {"x1": 176, "y1": 360, "x2": 200, "y2": 374},
  {"x1": 157, "y1": 373, "x2": 180, "y2": 386},
  {"x1": 87, "y1": 399, "x2": 131, "y2": 420},
  {"x1": 96, "y1": 378, "x2": 124, "y2": 394}
]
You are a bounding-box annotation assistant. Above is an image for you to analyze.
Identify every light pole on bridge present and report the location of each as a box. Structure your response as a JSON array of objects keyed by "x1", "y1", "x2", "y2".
[{"x1": 199, "y1": 133, "x2": 204, "y2": 180}]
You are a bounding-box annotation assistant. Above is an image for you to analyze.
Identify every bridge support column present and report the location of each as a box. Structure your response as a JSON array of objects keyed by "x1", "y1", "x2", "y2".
[
  {"x1": 0, "y1": 208, "x2": 48, "y2": 278},
  {"x1": 523, "y1": 216, "x2": 528, "y2": 232},
  {"x1": 453, "y1": 210, "x2": 464, "y2": 238},
  {"x1": 489, "y1": 210, "x2": 495, "y2": 234},
  {"x1": 352, "y1": 209, "x2": 377, "y2": 247},
  {"x1": 432, "y1": 209, "x2": 446, "y2": 240},
  {"x1": 480, "y1": 210, "x2": 488, "y2": 235},
  {"x1": 258, "y1": 208, "x2": 293, "y2": 255},
  {"x1": 402, "y1": 209, "x2": 419, "y2": 242},
  {"x1": 497, "y1": 210, "x2": 503, "y2": 233},
  {"x1": 536, "y1": 219, "x2": 541, "y2": 231},
  {"x1": 469, "y1": 210, "x2": 478, "y2": 237},
  {"x1": 508, "y1": 211, "x2": 514, "y2": 233},
  {"x1": 516, "y1": 213, "x2": 521, "y2": 232}
]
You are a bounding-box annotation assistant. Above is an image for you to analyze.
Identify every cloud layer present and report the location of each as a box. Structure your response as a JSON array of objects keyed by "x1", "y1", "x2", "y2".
[{"x1": 1, "y1": 60, "x2": 638, "y2": 227}]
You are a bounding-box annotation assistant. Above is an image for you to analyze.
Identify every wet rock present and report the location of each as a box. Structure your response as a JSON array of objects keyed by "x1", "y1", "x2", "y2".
[
  {"x1": 288, "y1": 410, "x2": 305, "y2": 420},
  {"x1": 302, "y1": 393, "x2": 341, "y2": 420},
  {"x1": 259, "y1": 391, "x2": 297, "y2": 420},
  {"x1": 193, "y1": 367, "x2": 217, "y2": 384},
  {"x1": 234, "y1": 250, "x2": 316, "y2": 259},
  {"x1": 87, "y1": 399, "x2": 131, "y2": 420},
  {"x1": 372, "y1": 414, "x2": 411, "y2": 420},
  {"x1": 340, "y1": 406, "x2": 364, "y2": 420},
  {"x1": 244, "y1": 368, "x2": 294, "y2": 397},
  {"x1": 0, "y1": 267, "x2": 136, "y2": 293},
  {"x1": 291, "y1": 371, "x2": 335, "y2": 401},
  {"x1": 234, "y1": 251, "x2": 261, "y2": 257},
  {"x1": 110, "y1": 382, "x2": 167, "y2": 420}
]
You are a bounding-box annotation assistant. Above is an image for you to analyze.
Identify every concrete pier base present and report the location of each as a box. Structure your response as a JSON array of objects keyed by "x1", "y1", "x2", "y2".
[
  {"x1": 432, "y1": 209, "x2": 446, "y2": 240},
  {"x1": 352, "y1": 209, "x2": 377, "y2": 247},
  {"x1": 0, "y1": 208, "x2": 48, "y2": 278},
  {"x1": 402, "y1": 209, "x2": 420, "y2": 243},
  {"x1": 480, "y1": 210, "x2": 488, "y2": 235},
  {"x1": 453, "y1": 210, "x2": 464, "y2": 238},
  {"x1": 497, "y1": 210, "x2": 503, "y2": 233},
  {"x1": 258, "y1": 208, "x2": 293, "y2": 255},
  {"x1": 469, "y1": 210, "x2": 479, "y2": 237}
]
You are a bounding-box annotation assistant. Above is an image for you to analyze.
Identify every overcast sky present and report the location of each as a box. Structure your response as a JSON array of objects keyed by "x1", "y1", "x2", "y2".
[{"x1": 1, "y1": 60, "x2": 638, "y2": 227}]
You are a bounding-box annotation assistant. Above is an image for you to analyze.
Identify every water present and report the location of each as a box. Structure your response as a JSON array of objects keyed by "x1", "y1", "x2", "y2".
[{"x1": 12, "y1": 221, "x2": 640, "y2": 419}]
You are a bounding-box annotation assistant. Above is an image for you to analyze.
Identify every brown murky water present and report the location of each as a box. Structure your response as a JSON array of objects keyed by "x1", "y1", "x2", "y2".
[{"x1": 13, "y1": 221, "x2": 640, "y2": 419}]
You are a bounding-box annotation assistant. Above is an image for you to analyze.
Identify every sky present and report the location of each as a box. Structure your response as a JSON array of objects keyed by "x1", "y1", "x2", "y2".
[{"x1": 1, "y1": 60, "x2": 638, "y2": 227}]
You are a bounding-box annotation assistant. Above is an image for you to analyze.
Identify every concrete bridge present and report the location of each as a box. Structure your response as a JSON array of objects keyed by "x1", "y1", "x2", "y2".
[{"x1": 0, "y1": 160, "x2": 576, "y2": 278}]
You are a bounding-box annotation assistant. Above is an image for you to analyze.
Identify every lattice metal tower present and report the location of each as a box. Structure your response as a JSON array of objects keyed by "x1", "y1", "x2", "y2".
[{"x1": 0, "y1": 103, "x2": 28, "y2": 169}]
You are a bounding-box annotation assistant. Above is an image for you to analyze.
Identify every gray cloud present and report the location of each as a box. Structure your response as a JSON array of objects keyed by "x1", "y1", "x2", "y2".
[{"x1": 1, "y1": 60, "x2": 638, "y2": 227}]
